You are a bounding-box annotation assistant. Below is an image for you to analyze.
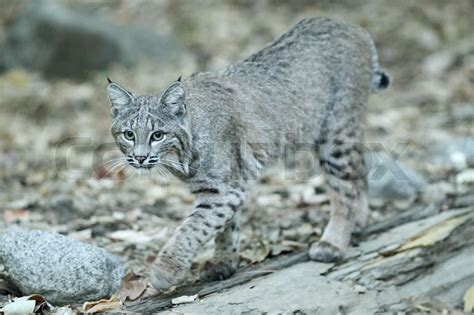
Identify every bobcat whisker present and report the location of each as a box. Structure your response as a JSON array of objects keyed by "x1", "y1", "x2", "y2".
[
  {"x1": 158, "y1": 161, "x2": 182, "y2": 171},
  {"x1": 154, "y1": 165, "x2": 174, "y2": 181},
  {"x1": 105, "y1": 159, "x2": 127, "y2": 171},
  {"x1": 107, "y1": 161, "x2": 128, "y2": 175},
  {"x1": 103, "y1": 157, "x2": 127, "y2": 167}
]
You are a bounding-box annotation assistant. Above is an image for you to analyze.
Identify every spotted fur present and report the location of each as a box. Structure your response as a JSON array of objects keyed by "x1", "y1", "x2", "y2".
[{"x1": 106, "y1": 17, "x2": 389, "y2": 290}]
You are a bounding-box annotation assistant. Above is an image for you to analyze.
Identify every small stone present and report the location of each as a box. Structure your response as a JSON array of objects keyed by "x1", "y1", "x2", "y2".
[
  {"x1": 456, "y1": 169, "x2": 474, "y2": 189},
  {"x1": 354, "y1": 284, "x2": 367, "y2": 294},
  {"x1": 112, "y1": 211, "x2": 126, "y2": 221},
  {"x1": 256, "y1": 194, "x2": 282, "y2": 207},
  {"x1": 0, "y1": 228, "x2": 124, "y2": 305}
]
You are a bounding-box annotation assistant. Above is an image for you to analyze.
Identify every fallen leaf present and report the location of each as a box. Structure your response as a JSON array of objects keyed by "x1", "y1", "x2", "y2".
[
  {"x1": 270, "y1": 240, "x2": 306, "y2": 256},
  {"x1": 83, "y1": 296, "x2": 122, "y2": 313},
  {"x1": 146, "y1": 254, "x2": 157, "y2": 264},
  {"x1": 464, "y1": 286, "x2": 474, "y2": 312},
  {"x1": 171, "y1": 294, "x2": 198, "y2": 305},
  {"x1": 1, "y1": 299, "x2": 36, "y2": 314},
  {"x1": 282, "y1": 223, "x2": 319, "y2": 241},
  {"x1": 0, "y1": 294, "x2": 50, "y2": 314},
  {"x1": 27, "y1": 294, "x2": 50, "y2": 313},
  {"x1": 240, "y1": 240, "x2": 271, "y2": 263},
  {"x1": 140, "y1": 286, "x2": 161, "y2": 299},
  {"x1": 117, "y1": 272, "x2": 148, "y2": 303},
  {"x1": 108, "y1": 229, "x2": 166, "y2": 244},
  {"x1": 399, "y1": 215, "x2": 467, "y2": 251}
]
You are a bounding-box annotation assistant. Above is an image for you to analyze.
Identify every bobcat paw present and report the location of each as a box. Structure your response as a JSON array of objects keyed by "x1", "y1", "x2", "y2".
[
  {"x1": 149, "y1": 256, "x2": 189, "y2": 291},
  {"x1": 309, "y1": 241, "x2": 345, "y2": 263},
  {"x1": 200, "y1": 260, "x2": 237, "y2": 282}
]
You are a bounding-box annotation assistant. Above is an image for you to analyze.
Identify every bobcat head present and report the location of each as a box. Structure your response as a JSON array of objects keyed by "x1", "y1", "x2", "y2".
[{"x1": 106, "y1": 79, "x2": 192, "y2": 174}]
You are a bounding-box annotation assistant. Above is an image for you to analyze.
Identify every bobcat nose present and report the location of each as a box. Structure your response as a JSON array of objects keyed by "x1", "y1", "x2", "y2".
[{"x1": 134, "y1": 155, "x2": 147, "y2": 164}]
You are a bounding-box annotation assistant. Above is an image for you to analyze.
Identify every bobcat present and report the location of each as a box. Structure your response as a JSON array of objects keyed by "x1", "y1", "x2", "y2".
[{"x1": 106, "y1": 17, "x2": 389, "y2": 290}]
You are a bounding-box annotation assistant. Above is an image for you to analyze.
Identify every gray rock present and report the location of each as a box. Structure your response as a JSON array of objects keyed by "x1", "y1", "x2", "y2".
[
  {"x1": 0, "y1": 0, "x2": 181, "y2": 79},
  {"x1": 0, "y1": 228, "x2": 124, "y2": 305},
  {"x1": 365, "y1": 151, "x2": 426, "y2": 200}
]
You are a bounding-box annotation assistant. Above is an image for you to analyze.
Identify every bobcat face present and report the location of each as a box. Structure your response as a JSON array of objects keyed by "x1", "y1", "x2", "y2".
[
  {"x1": 106, "y1": 80, "x2": 191, "y2": 171},
  {"x1": 113, "y1": 116, "x2": 167, "y2": 169}
]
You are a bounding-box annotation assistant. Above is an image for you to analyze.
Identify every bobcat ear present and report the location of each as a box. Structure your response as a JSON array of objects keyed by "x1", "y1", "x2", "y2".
[
  {"x1": 106, "y1": 82, "x2": 134, "y2": 116},
  {"x1": 161, "y1": 81, "x2": 186, "y2": 115}
]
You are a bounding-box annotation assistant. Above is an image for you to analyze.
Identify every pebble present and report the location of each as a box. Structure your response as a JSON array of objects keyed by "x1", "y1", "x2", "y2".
[{"x1": 456, "y1": 169, "x2": 474, "y2": 189}]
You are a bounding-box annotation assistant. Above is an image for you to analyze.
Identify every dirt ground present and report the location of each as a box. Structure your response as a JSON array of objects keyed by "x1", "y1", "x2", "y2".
[{"x1": 0, "y1": 0, "x2": 473, "y2": 313}]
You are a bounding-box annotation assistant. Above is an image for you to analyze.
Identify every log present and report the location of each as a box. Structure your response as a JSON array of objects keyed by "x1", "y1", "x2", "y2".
[
  {"x1": 126, "y1": 205, "x2": 474, "y2": 313},
  {"x1": 126, "y1": 251, "x2": 309, "y2": 312}
]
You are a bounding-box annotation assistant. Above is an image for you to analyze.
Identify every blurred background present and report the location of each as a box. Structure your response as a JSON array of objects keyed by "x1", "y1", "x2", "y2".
[{"x1": 0, "y1": 0, "x2": 473, "y2": 310}]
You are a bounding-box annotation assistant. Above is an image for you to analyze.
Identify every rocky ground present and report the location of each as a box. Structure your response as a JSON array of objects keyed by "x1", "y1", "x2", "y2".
[{"x1": 0, "y1": 0, "x2": 473, "y2": 313}]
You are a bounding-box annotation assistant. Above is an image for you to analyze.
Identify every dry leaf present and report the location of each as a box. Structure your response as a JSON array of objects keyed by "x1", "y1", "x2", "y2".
[
  {"x1": 0, "y1": 294, "x2": 50, "y2": 314},
  {"x1": 464, "y1": 286, "x2": 474, "y2": 312},
  {"x1": 83, "y1": 296, "x2": 122, "y2": 313},
  {"x1": 271, "y1": 240, "x2": 306, "y2": 256},
  {"x1": 108, "y1": 229, "x2": 166, "y2": 244},
  {"x1": 282, "y1": 223, "x2": 319, "y2": 241},
  {"x1": 171, "y1": 294, "x2": 198, "y2": 305},
  {"x1": 140, "y1": 286, "x2": 161, "y2": 300},
  {"x1": 240, "y1": 240, "x2": 271, "y2": 263},
  {"x1": 399, "y1": 215, "x2": 467, "y2": 251},
  {"x1": 1, "y1": 299, "x2": 36, "y2": 314},
  {"x1": 117, "y1": 272, "x2": 148, "y2": 303},
  {"x1": 28, "y1": 294, "x2": 50, "y2": 313}
]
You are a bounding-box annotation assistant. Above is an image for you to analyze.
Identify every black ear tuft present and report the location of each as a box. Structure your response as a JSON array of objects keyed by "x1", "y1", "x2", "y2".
[
  {"x1": 177, "y1": 76, "x2": 182, "y2": 82},
  {"x1": 107, "y1": 77, "x2": 113, "y2": 84}
]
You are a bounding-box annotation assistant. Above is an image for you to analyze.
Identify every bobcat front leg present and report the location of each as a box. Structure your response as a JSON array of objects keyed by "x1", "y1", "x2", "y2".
[
  {"x1": 149, "y1": 184, "x2": 245, "y2": 290},
  {"x1": 200, "y1": 211, "x2": 241, "y2": 281}
]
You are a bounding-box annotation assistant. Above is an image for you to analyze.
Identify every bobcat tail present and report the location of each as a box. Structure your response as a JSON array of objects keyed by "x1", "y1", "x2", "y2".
[
  {"x1": 372, "y1": 70, "x2": 390, "y2": 92},
  {"x1": 365, "y1": 32, "x2": 390, "y2": 93}
]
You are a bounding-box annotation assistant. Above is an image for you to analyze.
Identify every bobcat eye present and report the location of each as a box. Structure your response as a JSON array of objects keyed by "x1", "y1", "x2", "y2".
[
  {"x1": 123, "y1": 130, "x2": 135, "y2": 141},
  {"x1": 151, "y1": 131, "x2": 165, "y2": 142}
]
